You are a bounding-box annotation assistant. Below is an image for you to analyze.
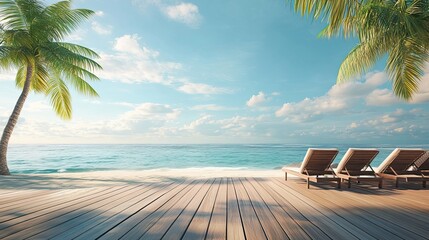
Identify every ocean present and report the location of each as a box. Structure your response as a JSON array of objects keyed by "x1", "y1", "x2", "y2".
[{"x1": 7, "y1": 144, "x2": 429, "y2": 174}]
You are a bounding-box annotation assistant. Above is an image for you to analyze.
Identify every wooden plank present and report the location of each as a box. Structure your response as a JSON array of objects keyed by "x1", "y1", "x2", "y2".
[
  {"x1": 0, "y1": 177, "x2": 427, "y2": 240},
  {"x1": 205, "y1": 178, "x2": 227, "y2": 240},
  {"x1": 0, "y1": 190, "x2": 54, "y2": 207},
  {"x1": 180, "y1": 178, "x2": 221, "y2": 240},
  {"x1": 1, "y1": 185, "x2": 141, "y2": 239},
  {"x1": 28, "y1": 183, "x2": 160, "y2": 239},
  {"x1": 0, "y1": 186, "x2": 122, "y2": 229},
  {"x1": 97, "y1": 180, "x2": 195, "y2": 239},
  {"x1": 68, "y1": 181, "x2": 185, "y2": 240},
  {"x1": 141, "y1": 179, "x2": 213, "y2": 239},
  {"x1": 263, "y1": 179, "x2": 359, "y2": 239},
  {"x1": 0, "y1": 188, "x2": 105, "y2": 223},
  {"x1": 120, "y1": 180, "x2": 204, "y2": 239},
  {"x1": 240, "y1": 178, "x2": 289, "y2": 240},
  {"x1": 161, "y1": 179, "x2": 215, "y2": 240},
  {"x1": 232, "y1": 178, "x2": 267, "y2": 240},
  {"x1": 0, "y1": 188, "x2": 81, "y2": 212},
  {"x1": 226, "y1": 177, "x2": 245, "y2": 240},
  {"x1": 276, "y1": 179, "x2": 408, "y2": 240},
  {"x1": 306, "y1": 183, "x2": 429, "y2": 237},
  {"x1": 251, "y1": 178, "x2": 329, "y2": 239},
  {"x1": 248, "y1": 178, "x2": 310, "y2": 239}
]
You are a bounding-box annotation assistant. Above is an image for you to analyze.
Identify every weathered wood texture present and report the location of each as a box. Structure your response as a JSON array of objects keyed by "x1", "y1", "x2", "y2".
[{"x1": 0, "y1": 177, "x2": 428, "y2": 239}]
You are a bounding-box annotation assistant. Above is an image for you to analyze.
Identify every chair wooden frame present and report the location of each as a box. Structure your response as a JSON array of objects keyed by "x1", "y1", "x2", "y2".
[
  {"x1": 376, "y1": 149, "x2": 429, "y2": 188},
  {"x1": 283, "y1": 149, "x2": 341, "y2": 189},
  {"x1": 335, "y1": 149, "x2": 383, "y2": 189}
]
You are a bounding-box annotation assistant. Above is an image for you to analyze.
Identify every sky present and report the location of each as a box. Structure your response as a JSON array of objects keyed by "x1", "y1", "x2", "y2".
[{"x1": 1, "y1": 0, "x2": 429, "y2": 145}]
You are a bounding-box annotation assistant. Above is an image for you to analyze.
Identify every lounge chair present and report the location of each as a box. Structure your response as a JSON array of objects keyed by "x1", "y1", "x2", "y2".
[
  {"x1": 375, "y1": 148, "x2": 428, "y2": 188},
  {"x1": 416, "y1": 151, "x2": 429, "y2": 175},
  {"x1": 282, "y1": 148, "x2": 341, "y2": 189},
  {"x1": 335, "y1": 148, "x2": 382, "y2": 188}
]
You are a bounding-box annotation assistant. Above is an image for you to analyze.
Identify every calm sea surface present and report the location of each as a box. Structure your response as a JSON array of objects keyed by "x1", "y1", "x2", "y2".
[{"x1": 7, "y1": 144, "x2": 429, "y2": 174}]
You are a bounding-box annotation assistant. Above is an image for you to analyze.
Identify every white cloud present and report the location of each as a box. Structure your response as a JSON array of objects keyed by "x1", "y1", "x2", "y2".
[
  {"x1": 191, "y1": 104, "x2": 227, "y2": 111},
  {"x1": 246, "y1": 92, "x2": 266, "y2": 107},
  {"x1": 118, "y1": 103, "x2": 180, "y2": 123},
  {"x1": 366, "y1": 89, "x2": 400, "y2": 106},
  {"x1": 96, "y1": 34, "x2": 180, "y2": 85},
  {"x1": 163, "y1": 3, "x2": 201, "y2": 27},
  {"x1": 113, "y1": 35, "x2": 159, "y2": 57},
  {"x1": 275, "y1": 97, "x2": 346, "y2": 122},
  {"x1": 97, "y1": 34, "x2": 227, "y2": 94},
  {"x1": 10, "y1": 102, "x2": 182, "y2": 141},
  {"x1": 132, "y1": 0, "x2": 202, "y2": 27},
  {"x1": 112, "y1": 102, "x2": 136, "y2": 108},
  {"x1": 366, "y1": 64, "x2": 429, "y2": 105},
  {"x1": 95, "y1": 11, "x2": 104, "y2": 17},
  {"x1": 394, "y1": 127, "x2": 404, "y2": 133},
  {"x1": 349, "y1": 122, "x2": 359, "y2": 129},
  {"x1": 25, "y1": 101, "x2": 51, "y2": 113},
  {"x1": 178, "y1": 82, "x2": 229, "y2": 95},
  {"x1": 182, "y1": 114, "x2": 267, "y2": 138},
  {"x1": 275, "y1": 72, "x2": 389, "y2": 122},
  {"x1": 91, "y1": 21, "x2": 112, "y2": 35},
  {"x1": 0, "y1": 69, "x2": 16, "y2": 81}
]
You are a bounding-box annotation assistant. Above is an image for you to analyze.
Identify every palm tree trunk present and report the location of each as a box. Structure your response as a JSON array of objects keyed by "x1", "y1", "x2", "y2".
[{"x1": 0, "y1": 65, "x2": 33, "y2": 175}]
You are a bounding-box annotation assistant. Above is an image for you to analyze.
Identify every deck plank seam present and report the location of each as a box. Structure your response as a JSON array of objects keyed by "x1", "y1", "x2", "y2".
[
  {"x1": 271, "y1": 179, "x2": 363, "y2": 240},
  {"x1": 93, "y1": 179, "x2": 190, "y2": 239},
  {"x1": 203, "y1": 177, "x2": 222, "y2": 240},
  {"x1": 260, "y1": 179, "x2": 333, "y2": 240}
]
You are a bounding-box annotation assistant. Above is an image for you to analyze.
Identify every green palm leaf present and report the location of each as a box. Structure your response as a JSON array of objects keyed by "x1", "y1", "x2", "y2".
[
  {"x1": 0, "y1": 0, "x2": 101, "y2": 175},
  {"x1": 47, "y1": 71, "x2": 72, "y2": 120},
  {"x1": 288, "y1": 0, "x2": 429, "y2": 100}
]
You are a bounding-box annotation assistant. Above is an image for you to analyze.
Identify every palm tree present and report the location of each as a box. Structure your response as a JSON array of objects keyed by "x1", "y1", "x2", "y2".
[
  {"x1": 289, "y1": 0, "x2": 429, "y2": 100},
  {"x1": 0, "y1": 0, "x2": 101, "y2": 175}
]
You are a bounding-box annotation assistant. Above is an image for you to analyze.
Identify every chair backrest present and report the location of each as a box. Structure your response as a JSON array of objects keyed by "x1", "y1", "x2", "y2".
[
  {"x1": 335, "y1": 148, "x2": 379, "y2": 175},
  {"x1": 376, "y1": 148, "x2": 426, "y2": 174},
  {"x1": 416, "y1": 151, "x2": 429, "y2": 170},
  {"x1": 299, "y1": 148, "x2": 339, "y2": 175}
]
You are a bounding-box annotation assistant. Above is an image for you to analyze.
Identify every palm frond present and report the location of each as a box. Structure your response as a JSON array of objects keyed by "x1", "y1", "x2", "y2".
[
  {"x1": 337, "y1": 38, "x2": 386, "y2": 83},
  {"x1": 66, "y1": 74, "x2": 99, "y2": 97},
  {"x1": 40, "y1": 42, "x2": 102, "y2": 71},
  {"x1": 0, "y1": 45, "x2": 29, "y2": 68},
  {"x1": 14, "y1": 64, "x2": 25, "y2": 87},
  {"x1": 31, "y1": 63, "x2": 49, "y2": 92},
  {"x1": 289, "y1": 0, "x2": 361, "y2": 37},
  {"x1": 39, "y1": 45, "x2": 100, "y2": 80},
  {"x1": 31, "y1": 0, "x2": 94, "y2": 41},
  {"x1": 386, "y1": 37, "x2": 427, "y2": 100},
  {"x1": 0, "y1": 0, "x2": 44, "y2": 30},
  {"x1": 56, "y1": 42, "x2": 100, "y2": 59},
  {"x1": 47, "y1": 72, "x2": 72, "y2": 120}
]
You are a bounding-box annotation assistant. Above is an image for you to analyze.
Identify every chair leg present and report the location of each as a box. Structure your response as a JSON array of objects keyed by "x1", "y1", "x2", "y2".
[
  {"x1": 338, "y1": 180, "x2": 341, "y2": 189},
  {"x1": 348, "y1": 180, "x2": 351, "y2": 188},
  {"x1": 423, "y1": 181, "x2": 426, "y2": 188},
  {"x1": 395, "y1": 179, "x2": 399, "y2": 188},
  {"x1": 285, "y1": 172, "x2": 287, "y2": 181},
  {"x1": 378, "y1": 180, "x2": 383, "y2": 189},
  {"x1": 307, "y1": 178, "x2": 310, "y2": 189}
]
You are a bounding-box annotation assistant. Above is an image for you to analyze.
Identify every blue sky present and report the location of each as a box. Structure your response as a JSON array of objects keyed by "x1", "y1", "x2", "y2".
[{"x1": 1, "y1": 0, "x2": 429, "y2": 144}]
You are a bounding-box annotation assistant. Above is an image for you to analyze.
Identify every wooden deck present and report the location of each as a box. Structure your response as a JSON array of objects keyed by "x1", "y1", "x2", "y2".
[{"x1": 0, "y1": 177, "x2": 428, "y2": 239}]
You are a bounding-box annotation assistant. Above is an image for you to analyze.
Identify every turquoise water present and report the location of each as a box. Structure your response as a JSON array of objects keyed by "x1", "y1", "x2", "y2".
[{"x1": 7, "y1": 144, "x2": 429, "y2": 174}]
